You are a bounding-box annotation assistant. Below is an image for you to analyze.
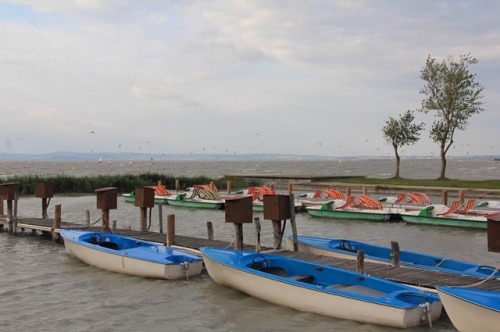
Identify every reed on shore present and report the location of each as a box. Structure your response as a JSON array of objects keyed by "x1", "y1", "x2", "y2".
[
  {"x1": 1, "y1": 173, "x2": 498, "y2": 195},
  {"x1": 0, "y1": 174, "x2": 255, "y2": 195}
]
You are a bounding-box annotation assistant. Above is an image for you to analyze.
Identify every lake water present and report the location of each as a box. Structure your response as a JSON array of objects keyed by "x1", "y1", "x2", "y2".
[{"x1": 1, "y1": 159, "x2": 499, "y2": 331}]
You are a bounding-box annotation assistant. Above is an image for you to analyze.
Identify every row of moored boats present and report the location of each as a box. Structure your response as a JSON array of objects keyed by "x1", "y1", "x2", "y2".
[
  {"x1": 124, "y1": 185, "x2": 500, "y2": 229},
  {"x1": 60, "y1": 228, "x2": 500, "y2": 330}
]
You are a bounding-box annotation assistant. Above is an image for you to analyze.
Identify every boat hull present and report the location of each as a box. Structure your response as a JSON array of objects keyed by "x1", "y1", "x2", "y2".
[
  {"x1": 61, "y1": 231, "x2": 203, "y2": 279},
  {"x1": 401, "y1": 214, "x2": 486, "y2": 229},
  {"x1": 201, "y1": 248, "x2": 441, "y2": 328},
  {"x1": 306, "y1": 208, "x2": 396, "y2": 221},
  {"x1": 437, "y1": 286, "x2": 500, "y2": 332},
  {"x1": 285, "y1": 235, "x2": 500, "y2": 279}
]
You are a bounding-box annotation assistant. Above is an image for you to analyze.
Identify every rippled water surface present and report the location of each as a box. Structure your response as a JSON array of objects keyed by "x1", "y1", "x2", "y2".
[{"x1": 1, "y1": 159, "x2": 499, "y2": 331}]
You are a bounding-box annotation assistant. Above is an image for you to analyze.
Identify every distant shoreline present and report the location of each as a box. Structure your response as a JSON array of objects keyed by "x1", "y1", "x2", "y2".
[{"x1": 0, "y1": 151, "x2": 498, "y2": 162}]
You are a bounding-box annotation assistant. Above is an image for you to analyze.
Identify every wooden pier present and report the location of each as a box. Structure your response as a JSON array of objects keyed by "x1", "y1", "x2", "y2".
[
  {"x1": 2, "y1": 180, "x2": 500, "y2": 294},
  {"x1": 2, "y1": 215, "x2": 500, "y2": 292}
]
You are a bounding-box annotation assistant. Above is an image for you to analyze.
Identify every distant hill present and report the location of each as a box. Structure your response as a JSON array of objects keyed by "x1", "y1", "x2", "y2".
[{"x1": 0, "y1": 151, "x2": 497, "y2": 162}]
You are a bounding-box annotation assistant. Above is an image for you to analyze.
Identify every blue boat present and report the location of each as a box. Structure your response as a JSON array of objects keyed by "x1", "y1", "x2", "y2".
[
  {"x1": 286, "y1": 235, "x2": 500, "y2": 279},
  {"x1": 60, "y1": 229, "x2": 203, "y2": 280},
  {"x1": 200, "y1": 247, "x2": 442, "y2": 328},
  {"x1": 436, "y1": 286, "x2": 500, "y2": 332}
]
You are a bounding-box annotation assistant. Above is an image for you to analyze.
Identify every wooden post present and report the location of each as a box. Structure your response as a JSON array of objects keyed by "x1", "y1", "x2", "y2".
[
  {"x1": 272, "y1": 220, "x2": 282, "y2": 249},
  {"x1": 210, "y1": 181, "x2": 215, "y2": 191},
  {"x1": 86, "y1": 210, "x2": 90, "y2": 227},
  {"x1": 391, "y1": 241, "x2": 400, "y2": 268},
  {"x1": 270, "y1": 184, "x2": 275, "y2": 192},
  {"x1": 52, "y1": 204, "x2": 62, "y2": 242},
  {"x1": 254, "y1": 217, "x2": 261, "y2": 252},
  {"x1": 0, "y1": 197, "x2": 3, "y2": 215},
  {"x1": 112, "y1": 220, "x2": 117, "y2": 233},
  {"x1": 7, "y1": 200, "x2": 14, "y2": 234},
  {"x1": 42, "y1": 198, "x2": 48, "y2": 219},
  {"x1": 289, "y1": 193, "x2": 298, "y2": 252},
  {"x1": 102, "y1": 210, "x2": 110, "y2": 232},
  {"x1": 458, "y1": 189, "x2": 465, "y2": 204},
  {"x1": 158, "y1": 205, "x2": 163, "y2": 233},
  {"x1": 226, "y1": 180, "x2": 231, "y2": 194},
  {"x1": 207, "y1": 221, "x2": 214, "y2": 240},
  {"x1": 175, "y1": 179, "x2": 180, "y2": 192},
  {"x1": 166, "y1": 214, "x2": 175, "y2": 246},
  {"x1": 362, "y1": 186, "x2": 367, "y2": 195},
  {"x1": 356, "y1": 250, "x2": 365, "y2": 273},
  {"x1": 234, "y1": 223, "x2": 243, "y2": 250},
  {"x1": 346, "y1": 186, "x2": 351, "y2": 197},
  {"x1": 288, "y1": 182, "x2": 293, "y2": 195},
  {"x1": 139, "y1": 207, "x2": 147, "y2": 232},
  {"x1": 441, "y1": 190, "x2": 448, "y2": 205}
]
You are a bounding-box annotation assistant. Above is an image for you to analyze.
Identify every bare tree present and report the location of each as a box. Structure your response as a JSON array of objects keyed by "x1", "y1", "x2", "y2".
[
  {"x1": 382, "y1": 110, "x2": 425, "y2": 178},
  {"x1": 419, "y1": 54, "x2": 485, "y2": 179}
]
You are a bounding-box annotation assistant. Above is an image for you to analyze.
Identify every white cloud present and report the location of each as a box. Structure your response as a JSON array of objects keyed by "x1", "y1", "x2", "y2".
[{"x1": 0, "y1": 0, "x2": 498, "y2": 156}]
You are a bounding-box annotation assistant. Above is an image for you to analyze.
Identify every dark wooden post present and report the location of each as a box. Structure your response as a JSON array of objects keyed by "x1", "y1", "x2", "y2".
[
  {"x1": 52, "y1": 204, "x2": 62, "y2": 242},
  {"x1": 175, "y1": 179, "x2": 180, "y2": 192},
  {"x1": 225, "y1": 196, "x2": 253, "y2": 250},
  {"x1": 95, "y1": 187, "x2": 117, "y2": 232},
  {"x1": 135, "y1": 186, "x2": 154, "y2": 232},
  {"x1": 263, "y1": 195, "x2": 290, "y2": 250},
  {"x1": 2, "y1": 182, "x2": 19, "y2": 235},
  {"x1": 158, "y1": 204, "x2": 163, "y2": 233},
  {"x1": 0, "y1": 197, "x2": 3, "y2": 215},
  {"x1": 391, "y1": 241, "x2": 400, "y2": 268},
  {"x1": 207, "y1": 221, "x2": 214, "y2": 240},
  {"x1": 288, "y1": 182, "x2": 293, "y2": 194},
  {"x1": 166, "y1": 214, "x2": 175, "y2": 246},
  {"x1": 458, "y1": 189, "x2": 465, "y2": 205},
  {"x1": 254, "y1": 217, "x2": 261, "y2": 252},
  {"x1": 356, "y1": 250, "x2": 365, "y2": 273},
  {"x1": 441, "y1": 190, "x2": 448, "y2": 205},
  {"x1": 35, "y1": 182, "x2": 54, "y2": 219},
  {"x1": 346, "y1": 186, "x2": 351, "y2": 197},
  {"x1": 289, "y1": 193, "x2": 298, "y2": 252},
  {"x1": 226, "y1": 180, "x2": 232, "y2": 194}
]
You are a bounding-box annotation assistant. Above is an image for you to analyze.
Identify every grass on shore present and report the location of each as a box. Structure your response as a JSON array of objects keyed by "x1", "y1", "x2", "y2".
[{"x1": 326, "y1": 177, "x2": 500, "y2": 190}]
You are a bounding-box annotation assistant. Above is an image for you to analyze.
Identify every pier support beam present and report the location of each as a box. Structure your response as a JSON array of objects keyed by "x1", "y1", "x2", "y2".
[
  {"x1": 166, "y1": 214, "x2": 175, "y2": 246},
  {"x1": 52, "y1": 204, "x2": 62, "y2": 243}
]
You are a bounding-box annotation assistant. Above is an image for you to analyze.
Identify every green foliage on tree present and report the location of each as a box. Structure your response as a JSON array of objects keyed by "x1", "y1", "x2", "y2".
[
  {"x1": 382, "y1": 110, "x2": 424, "y2": 178},
  {"x1": 419, "y1": 54, "x2": 485, "y2": 179}
]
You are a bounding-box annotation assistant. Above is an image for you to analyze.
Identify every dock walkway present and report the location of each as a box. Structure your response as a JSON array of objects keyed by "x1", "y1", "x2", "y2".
[{"x1": 2, "y1": 217, "x2": 499, "y2": 292}]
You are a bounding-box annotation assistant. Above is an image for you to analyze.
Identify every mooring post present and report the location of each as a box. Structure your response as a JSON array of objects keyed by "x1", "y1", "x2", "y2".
[
  {"x1": 458, "y1": 189, "x2": 465, "y2": 205},
  {"x1": 52, "y1": 204, "x2": 62, "y2": 243},
  {"x1": 207, "y1": 221, "x2": 214, "y2": 240},
  {"x1": 166, "y1": 214, "x2": 175, "y2": 246},
  {"x1": 85, "y1": 210, "x2": 90, "y2": 227},
  {"x1": 226, "y1": 180, "x2": 231, "y2": 194},
  {"x1": 139, "y1": 207, "x2": 147, "y2": 232},
  {"x1": 362, "y1": 186, "x2": 367, "y2": 195},
  {"x1": 112, "y1": 220, "x2": 117, "y2": 233},
  {"x1": 2, "y1": 182, "x2": 19, "y2": 235},
  {"x1": 272, "y1": 220, "x2": 282, "y2": 249},
  {"x1": 225, "y1": 196, "x2": 252, "y2": 250},
  {"x1": 0, "y1": 197, "x2": 3, "y2": 215},
  {"x1": 288, "y1": 182, "x2": 293, "y2": 195},
  {"x1": 346, "y1": 186, "x2": 351, "y2": 197},
  {"x1": 175, "y1": 179, "x2": 180, "y2": 192},
  {"x1": 95, "y1": 187, "x2": 117, "y2": 233},
  {"x1": 391, "y1": 241, "x2": 400, "y2": 268},
  {"x1": 289, "y1": 193, "x2": 298, "y2": 252},
  {"x1": 441, "y1": 190, "x2": 448, "y2": 205},
  {"x1": 356, "y1": 250, "x2": 365, "y2": 273},
  {"x1": 158, "y1": 204, "x2": 163, "y2": 233},
  {"x1": 234, "y1": 224, "x2": 243, "y2": 250},
  {"x1": 254, "y1": 217, "x2": 261, "y2": 252}
]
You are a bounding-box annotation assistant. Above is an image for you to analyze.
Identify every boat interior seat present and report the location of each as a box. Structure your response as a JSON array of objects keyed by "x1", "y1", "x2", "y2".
[
  {"x1": 259, "y1": 267, "x2": 287, "y2": 276},
  {"x1": 99, "y1": 242, "x2": 120, "y2": 250},
  {"x1": 289, "y1": 275, "x2": 314, "y2": 283}
]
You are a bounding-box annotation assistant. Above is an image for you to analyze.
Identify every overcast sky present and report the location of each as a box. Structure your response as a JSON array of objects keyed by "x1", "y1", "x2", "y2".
[{"x1": 1, "y1": 1, "x2": 499, "y2": 158}]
